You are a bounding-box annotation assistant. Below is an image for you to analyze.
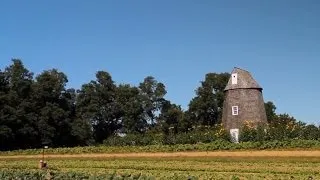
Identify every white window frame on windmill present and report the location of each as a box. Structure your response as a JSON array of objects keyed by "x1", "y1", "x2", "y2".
[
  {"x1": 232, "y1": 106, "x2": 238, "y2": 115},
  {"x1": 232, "y1": 73, "x2": 237, "y2": 84}
]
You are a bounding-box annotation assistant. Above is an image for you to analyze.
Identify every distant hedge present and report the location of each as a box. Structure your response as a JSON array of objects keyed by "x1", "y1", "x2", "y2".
[{"x1": 1, "y1": 139, "x2": 320, "y2": 156}]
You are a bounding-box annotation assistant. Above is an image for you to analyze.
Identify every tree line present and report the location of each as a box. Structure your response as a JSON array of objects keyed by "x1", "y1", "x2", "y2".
[{"x1": 0, "y1": 59, "x2": 316, "y2": 150}]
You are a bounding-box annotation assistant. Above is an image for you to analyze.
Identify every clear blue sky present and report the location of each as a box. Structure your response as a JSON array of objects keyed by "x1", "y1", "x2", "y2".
[{"x1": 1, "y1": 0, "x2": 319, "y2": 125}]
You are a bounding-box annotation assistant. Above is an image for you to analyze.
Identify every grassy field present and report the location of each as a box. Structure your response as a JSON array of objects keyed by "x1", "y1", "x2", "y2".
[{"x1": 1, "y1": 151, "x2": 320, "y2": 179}]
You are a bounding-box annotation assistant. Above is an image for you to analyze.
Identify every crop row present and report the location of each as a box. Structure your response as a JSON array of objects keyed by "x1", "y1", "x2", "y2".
[
  {"x1": 0, "y1": 167, "x2": 318, "y2": 180},
  {"x1": 1, "y1": 156, "x2": 320, "y2": 179},
  {"x1": 0, "y1": 169, "x2": 173, "y2": 180},
  {"x1": 1, "y1": 159, "x2": 320, "y2": 173}
]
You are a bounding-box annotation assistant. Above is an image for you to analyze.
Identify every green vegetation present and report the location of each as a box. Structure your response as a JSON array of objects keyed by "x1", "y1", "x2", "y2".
[
  {"x1": 1, "y1": 59, "x2": 319, "y2": 152},
  {"x1": 1, "y1": 156, "x2": 320, "y2": 179},
  {"x1": 1, "y1": 139, "x2": 320, "y2": 156},
  {"x1": 0, "y1": 59, "x2": 230, "y2": 151},
  {"x1": 0, "y1": 169, "x2": 157, "y2": 180}
]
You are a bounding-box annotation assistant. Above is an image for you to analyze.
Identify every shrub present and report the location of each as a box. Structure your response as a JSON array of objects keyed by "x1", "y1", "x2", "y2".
[
  {"x1": 301, "y1": 124, "x2": 320, "y2": 140},
  {"x1": 239, "y1": 121, "x2": 267, "y2": 142},
  {"x1": 239, "y1": 117, "x2": 319, "y2": 142},
  {"x1": 104, "y1": 133, "x2": 164, "y2": 146},
  {"x1": 104, "y1": 125, "x2": 230, "y2": 146}
]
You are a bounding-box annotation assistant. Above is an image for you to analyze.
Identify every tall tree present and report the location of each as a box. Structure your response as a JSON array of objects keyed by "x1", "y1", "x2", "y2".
[
  {"x1": 68, "y1": 88, "x2": 94, "y2": 146},
  {"x1": 32, "y1": 69, "x2": 74, "y2": 147},
  {"x1": 187, "y1": 72, "x2": 230, "y2": 127},
  {"x1": 76, "y1": 71, "x2": 121, "y2": 143},
  {"x1": 158, "y1": 100, "x2": 184, "y2": 135},
  {"x1": 116, "y1": 84, "x2": 145, "y2": 134},
  {"x1": 1, "y1": 59, "x2": 36, "y2": 149},
  {"x1": 264, "y1": 101, "x2": 277, "y2": 123},
  {"x1": 0, "y1": 69, "x2": 12, "y2": 150},
  {"x1": 138, "y1": 76, "x2": 167, "y2": 126}
]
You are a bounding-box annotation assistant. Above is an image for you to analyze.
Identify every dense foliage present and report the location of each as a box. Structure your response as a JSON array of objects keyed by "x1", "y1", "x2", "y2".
[
  {"x1": 1, "y1": 139, "x2": 320, "y2": 156},
  {"x1": 239, "y1": 114, "x2": 320, "y2": 142},
  {"x1": 0, "y1": 59, "x2": 319, "y2": 151}
]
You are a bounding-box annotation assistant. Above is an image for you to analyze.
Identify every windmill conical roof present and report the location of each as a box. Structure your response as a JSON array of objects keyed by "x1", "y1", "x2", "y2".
[{"x1": 224, "y1": 67, "x2": 262, "y2": 91}]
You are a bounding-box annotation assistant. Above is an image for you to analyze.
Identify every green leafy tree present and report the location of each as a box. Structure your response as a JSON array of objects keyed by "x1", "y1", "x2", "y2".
[
  {"x1": 301, "y1": 124, "x2": 320, "y2": 140},
  {"x1": 0, "y1": 70, "x2": 12, "y2": 150},
  {"x1": 65, "y1": 88, "x2": 93, "y2": 146},
  {"x1": 76, "y1": 71, "x2": 121, "y2": 143},
  {"x1": 1, "y1": 59, "x2": 36, "y2": 149},
  {"x1": 265, "y1": 101, "x2": 277, "y2": 123},
  {"x1": 32, "y1": 69, "x2": 75, "y2": 147},
  {"x1": 158, "y1": 100, "x2": 184, "y2": 135},
  {"x1": 138, "y1": 76, "x2": 167, "y2": 127},
  {"x1": 70, "y1": 117, "x2": 94, "y2": 146},
  {"x1": 187, "y1": 72, "x2": 230, "y2": 127},
  {"x1": 116, "y1": 84, "x2": 145, "y2": 134}
]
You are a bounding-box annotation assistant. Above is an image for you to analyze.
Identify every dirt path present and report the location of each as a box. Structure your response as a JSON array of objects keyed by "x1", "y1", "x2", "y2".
[{"x1": 1, "y1": 150, "x2": 320, "y2": 159}]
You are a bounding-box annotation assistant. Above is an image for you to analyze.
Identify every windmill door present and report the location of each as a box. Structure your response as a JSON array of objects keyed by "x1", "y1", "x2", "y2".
[{"x1": 230, "y1": 129, "x2": 239, "y2": 143}]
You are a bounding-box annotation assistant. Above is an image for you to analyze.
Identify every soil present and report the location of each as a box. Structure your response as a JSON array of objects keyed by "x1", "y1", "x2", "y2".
[{"x1": 1, "y1": 150, "x2": 320, "y2": 159}]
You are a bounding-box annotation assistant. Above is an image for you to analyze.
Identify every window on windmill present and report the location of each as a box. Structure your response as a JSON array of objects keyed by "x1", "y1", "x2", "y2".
[
  {"x1": 232, "y1": 106, "x2": 238, "y2": 115},
  {"x1": 232, "y1": 73, "x2": 237, "y2": 84}
]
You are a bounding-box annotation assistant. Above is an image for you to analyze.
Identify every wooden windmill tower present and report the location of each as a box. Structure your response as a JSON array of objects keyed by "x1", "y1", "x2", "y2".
[{"x1": 222, "y1": 67, "x2": 267, "y2": 142}]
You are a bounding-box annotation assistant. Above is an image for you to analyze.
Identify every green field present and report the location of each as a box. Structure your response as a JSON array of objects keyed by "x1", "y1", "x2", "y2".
[{"x1": 1, "y1": 152, "x2": 320, "y2": 179}]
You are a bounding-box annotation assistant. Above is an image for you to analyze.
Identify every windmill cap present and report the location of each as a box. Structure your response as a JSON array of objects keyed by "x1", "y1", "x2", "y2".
[{"x1": 224, "y1": 67, "x2": 262, "y2": 91}]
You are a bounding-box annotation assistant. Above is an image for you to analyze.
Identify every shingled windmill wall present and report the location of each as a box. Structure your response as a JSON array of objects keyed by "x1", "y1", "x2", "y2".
[{"x1": 222, "y1": 68, "x2": 267, "y2": 142}]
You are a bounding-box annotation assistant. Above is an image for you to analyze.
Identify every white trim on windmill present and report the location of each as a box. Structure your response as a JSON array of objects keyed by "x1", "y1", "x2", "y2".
[
  {"x1": 231, "y1": 73, "x2": 238, "y2": 84},
  {"x1": 232, "y1": 106, "x2": 238, "y2": 115}
]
